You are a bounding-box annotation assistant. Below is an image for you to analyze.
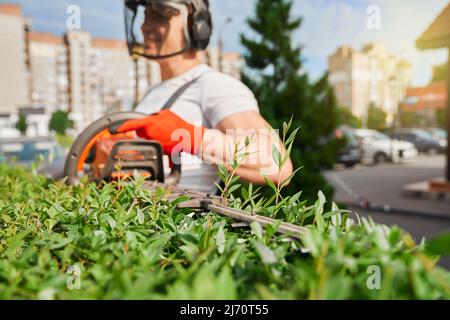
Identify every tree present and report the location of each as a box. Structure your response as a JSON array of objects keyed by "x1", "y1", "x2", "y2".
[
  {"x1": 400, "y1": 110, "x2": 422, "y2": 128},
  {"x1": 15, "y1": 115, "x2": 27, "y2": 136},
  {"x1": 436, "y1": 109, "x2": 447, "y2": 129},
  {"x1": 337, "y1": 106, "x2": 361, "y2": 128},
  {"x1": 367, "y1": 103, "x2": 387, "y2": 131},
  {"x1": 241, "y1": 0, "x2": 340, "y2": 203},
  {"x1": 49, "y1": 111, "x2": 74, "y2": 135}
]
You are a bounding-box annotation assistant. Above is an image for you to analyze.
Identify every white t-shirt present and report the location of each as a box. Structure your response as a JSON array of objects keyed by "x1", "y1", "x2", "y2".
[{"x1": 135, "y1": 64, "x2": 260, "y2": 194}]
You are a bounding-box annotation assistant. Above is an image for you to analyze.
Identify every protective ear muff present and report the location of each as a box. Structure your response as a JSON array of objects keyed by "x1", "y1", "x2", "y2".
[{"x1": 189, "y1": 9, "x2": 212, "y2": 50}]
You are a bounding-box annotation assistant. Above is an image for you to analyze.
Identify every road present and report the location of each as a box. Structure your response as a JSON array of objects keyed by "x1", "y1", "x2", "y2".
[{"x1": 324, "y1": 155, "x2": 450, "y2": 269}]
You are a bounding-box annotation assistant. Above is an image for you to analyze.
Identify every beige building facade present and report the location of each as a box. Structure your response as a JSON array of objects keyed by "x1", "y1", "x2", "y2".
[
  {"x1": 0, "y1": 4, "x2": 161, "y2": 131},
  {"x1": 0, "y1": 4, "x2": 29, "y2": 115},
  {"x1": 202, "y1": 46, "x2": 244, "y2": 80},
  {"x1": 65, "y1": 31, "x2": 93, "y2": 128},
  {"x1": 26, "y1": 30, "x2": 162, "y2": 131},
  {"x1": 28, "y1": 32, "x2": 69, "y2": 114},
  {"x1": 328, "y1": 43, "x2": 412, "y2": 127},
  {"x1": 65, "y1": 33, "x2": 162, "y2": 130},
  {"x1": 90, "y1": 38, "x2": 161, "y2": 118}
]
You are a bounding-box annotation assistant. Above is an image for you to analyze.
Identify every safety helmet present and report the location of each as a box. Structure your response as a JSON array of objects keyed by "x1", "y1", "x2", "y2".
[{"x1": 124, "y1": 0, "x2": 212, "y2": 59}]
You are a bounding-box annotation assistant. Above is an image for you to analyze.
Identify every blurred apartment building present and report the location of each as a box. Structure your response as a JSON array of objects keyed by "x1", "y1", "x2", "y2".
[
  {"x1": 0, "y1": 3, "x2": 243, "y2": 134},
  {"x1": 28, "y1": 32, "x2": 69, "y2": 114},
  {"x1": 0, "y1": 4, "x2": 161, "y2": 132},
  {"x1": 26, "y1": 30, "x2": 162, "y2": 131},
  {"x1": 399, "y1": 60, "x2": 448, "y2": 127},
  {"x1": 0, "y1": 4, "x2": 29, "y2": 116},
  {"x1": 202, "y1": 46, "x2": 244, "y2": 80},
  {"x1": 400, "y1": 81, "x2": 447, "y2": 126},
  {"x1": 402, "y1": 81, "x2": 447, "y2": 112},
  {"x1": 328, "y1": 43, "x2": 412, "y2": 126}
]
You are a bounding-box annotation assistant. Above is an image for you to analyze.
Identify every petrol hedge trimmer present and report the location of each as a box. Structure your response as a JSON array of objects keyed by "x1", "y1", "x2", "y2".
[{"x1": 63, "y1": 112, "x2": 306, "y2": 239}]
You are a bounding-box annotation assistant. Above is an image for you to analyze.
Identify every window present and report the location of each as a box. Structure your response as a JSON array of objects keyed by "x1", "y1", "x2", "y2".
[
  {"x1": 414, "y1": 130, "x2": 432, "y2": 140},
  {"x1": 404, "y1": 96, "x2": 419, "y2": 105},
  {"x1": 370, "y1": 132, "x2": 390, "y2": 141}
]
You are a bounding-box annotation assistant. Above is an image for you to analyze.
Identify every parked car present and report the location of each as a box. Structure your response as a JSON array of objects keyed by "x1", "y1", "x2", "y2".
[
  {"x1": 422, "y1": 127, "x2": 447, "y2": 149},
  {"x1": 335, "y1": 126, "x2": 362, "y2": 168},
  {"x1": 388, "y1": 128, "x2": 446, "y2": 154},
  {"x1": 423, "y1": 127, "x2": 447, "y2": 139},
  {"x1": 353, "y1": 129, "x2": 418, "y2": 163},
  {"x1": 0, "y1": 136, "x2": 66, "y2": 170}
]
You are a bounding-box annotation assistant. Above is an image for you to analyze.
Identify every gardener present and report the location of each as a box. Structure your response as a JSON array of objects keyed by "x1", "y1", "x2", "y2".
[{"x1": 117, "y1": 0, "x2": 293, "y2": 193}]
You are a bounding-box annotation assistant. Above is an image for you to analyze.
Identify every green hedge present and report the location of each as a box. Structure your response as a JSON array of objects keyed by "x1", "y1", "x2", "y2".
[{"x1": 0, "y1": 164, "x2": 449, "y2": 299}]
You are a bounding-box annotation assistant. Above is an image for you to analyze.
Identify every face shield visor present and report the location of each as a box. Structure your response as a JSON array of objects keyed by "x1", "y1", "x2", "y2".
[{"x1": 124, "y1": 0, "x2": 192, "y2": 60}]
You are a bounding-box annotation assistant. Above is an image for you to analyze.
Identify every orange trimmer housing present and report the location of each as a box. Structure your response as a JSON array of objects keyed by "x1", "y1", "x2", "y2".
[
  {"x1": 76, "y1": 130, "x2": 136, "y2": 179},
  {"x1": 64, "y1": 112, "x2": 181, "y2": 186}
]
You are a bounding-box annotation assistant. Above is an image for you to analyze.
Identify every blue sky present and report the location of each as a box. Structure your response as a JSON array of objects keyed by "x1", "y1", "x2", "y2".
[{"x1": 2, "y1": 0, "x2": 448, "y2": 85}]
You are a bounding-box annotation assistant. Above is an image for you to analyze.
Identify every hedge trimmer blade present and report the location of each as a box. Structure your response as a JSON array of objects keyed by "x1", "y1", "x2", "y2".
[{"x1": 142, "y1": 181, "x2": 307, "y2": 239}]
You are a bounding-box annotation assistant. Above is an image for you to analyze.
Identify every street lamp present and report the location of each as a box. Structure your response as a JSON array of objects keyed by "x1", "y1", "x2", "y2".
[{"x1": 218, "y1": 17, "x2": 233, "y2": 72}]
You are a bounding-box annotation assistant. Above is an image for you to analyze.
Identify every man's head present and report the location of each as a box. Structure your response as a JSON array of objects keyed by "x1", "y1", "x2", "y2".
[
  {"x1": 124, "y1": 0, "x2": 212, "y2": 60},
  {"x1": 141, "y1": 2, "x2": 187, "y2": 58}
]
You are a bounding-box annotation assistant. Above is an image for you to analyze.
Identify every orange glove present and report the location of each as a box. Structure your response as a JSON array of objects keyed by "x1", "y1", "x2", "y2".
[
  {"x1": 90, "y1": 130, "x2": 136, "y2": 179},
  {"x1": 117, "y1": 110, "x2": 205, "y2": 156}
]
